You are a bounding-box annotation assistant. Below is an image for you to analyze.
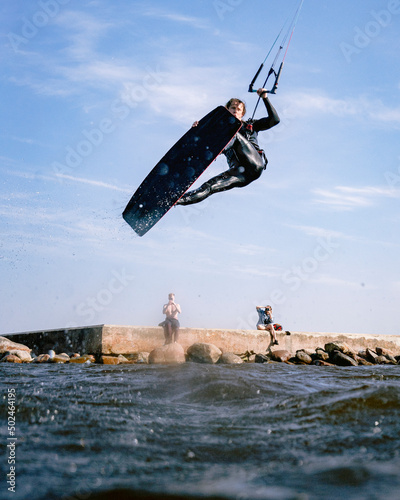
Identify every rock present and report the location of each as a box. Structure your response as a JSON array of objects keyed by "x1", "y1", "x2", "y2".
[
  {"x1": 149, "y1": 343, "x2": 186, "y2": 365},
  {"x1": 0, "y1": 354, "x2": 22, "y2": 363},
  {"x1": 70, "y1": 354, "x2": 95, "y2": 364},
  {"x1": 366, "y1": 348, "x2": 378, "y2": 364},
  {"x1": 101, "y1": 356, "x2": 120, "y2": 365},
  {"x1": 50, "y1": 353, "x2": 70, "y2": 363},
  {"x1": 33, "y1": 354, "x2": 51, "y2": 363},
  {"x1": 376, "y1": 355, "x2": 395, "y2": 365},
  {"x1": 134, "y1": 352, "x2": 149, "y2": 364},
  {"x1": 1, "y1": 350, "x2": 32, "y2": 362},
  {"x1": 312, "y1": 359, "x2": 335, "y2": 366},
  {"x1": 295, "y1": 350, "x2": 313, "y2": 364},
  {"x1": 117, "y1": 354, "x2": 130, "y2": 364},
  {"x1": 315, "y1": 348, "x2": 329, "y2": 361},
  {"x1": 48, "y1": 350, "x2": 56, "y2": 359},
  {"x1": 331, "y1": 351, "x2": 359, "y2": 367},
  {"x1": 375, "y1": 347, "x2": 397, "y2": 363},
  {"x1": 123, "y1": 352, "x2": 149, "y2": 364},
  {"x1": 375, "y1": 347, "x2": 393, "y2": 357},
  {"x1": 186, "y1": 343, "x2": 222, "y2": 364},
  {"x1": 269, "y1": 350, "x2": 291, "y2": 363},
  {"x1": 354, "y1": 355, "x2": 374, "y2": 366},
  {"x1": 218, "y1": 353, "x2": 243, "y2": 364},
  {"x1": 325, "y1": 341, "x2": 356, "y2": 357},
  {"x1": 255, "y1": 353, "x2": 270, "y2": 363},
  {"x1": 0, "y1": 336, "x2": 31, "y2": 354}
]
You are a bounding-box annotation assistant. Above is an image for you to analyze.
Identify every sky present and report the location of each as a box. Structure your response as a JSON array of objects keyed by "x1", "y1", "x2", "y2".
[{"x1": 1, "y1": 0, "x2": 400, "y2": 336}]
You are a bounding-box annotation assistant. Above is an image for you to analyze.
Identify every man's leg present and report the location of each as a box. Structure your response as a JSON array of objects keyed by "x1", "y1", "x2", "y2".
[
  {"x1": 177, "y1": 170, "x2": 245, "y2": 205},
  {"x1": 177, "y1": 135, "x2": 264, "y2": 206},
  {"x1": 164, "y1": 321, "x2": 172, "y2": 344},
  {"x1": 266, "y1": 324, "x2": 278, "y2": 344}
]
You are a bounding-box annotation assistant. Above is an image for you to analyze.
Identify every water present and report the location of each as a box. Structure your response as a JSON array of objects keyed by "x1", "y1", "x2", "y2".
[{"x1": 1, "y1": 362, "x2": 400, "y2": 500}]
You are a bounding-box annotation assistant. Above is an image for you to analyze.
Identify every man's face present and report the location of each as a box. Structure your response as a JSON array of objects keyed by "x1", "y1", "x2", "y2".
[{"x1": 227, "y1": 101, "x2": 244, "y2": 120}]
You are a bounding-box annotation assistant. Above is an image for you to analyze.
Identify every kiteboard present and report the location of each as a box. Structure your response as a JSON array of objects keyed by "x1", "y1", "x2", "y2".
[{"x1": 123, "y1": 106, "x2": 242, "y2": 236}]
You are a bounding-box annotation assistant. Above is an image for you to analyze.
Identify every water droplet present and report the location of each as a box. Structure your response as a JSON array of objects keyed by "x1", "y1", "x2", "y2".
[{"x1": 157, "y1": 163, "x2": 169, "y2": 175}]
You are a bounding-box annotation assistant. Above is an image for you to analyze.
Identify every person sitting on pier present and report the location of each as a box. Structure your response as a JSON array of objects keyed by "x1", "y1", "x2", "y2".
[
  {"x1": 256, "y1": 305, "x2": 278, "y2": 345},
  {"x1": 161, "y1": 293, "x2": 181, "y2": 344}
]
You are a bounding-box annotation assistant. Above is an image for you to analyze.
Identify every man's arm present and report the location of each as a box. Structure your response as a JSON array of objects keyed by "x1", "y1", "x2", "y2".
[{"x1": 254, "y1": 90, "x2": 280, "y2": 131}]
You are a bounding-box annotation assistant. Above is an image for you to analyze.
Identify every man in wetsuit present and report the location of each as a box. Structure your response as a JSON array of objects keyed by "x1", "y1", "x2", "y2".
[{"x1": 176, "y1": 88, "x2": 280, "y2": 206}]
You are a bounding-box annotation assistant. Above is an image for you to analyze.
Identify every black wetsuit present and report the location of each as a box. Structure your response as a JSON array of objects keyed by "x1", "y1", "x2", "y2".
[{"x1": 177, "y1": 96, "x2": 280, "y2": 205}]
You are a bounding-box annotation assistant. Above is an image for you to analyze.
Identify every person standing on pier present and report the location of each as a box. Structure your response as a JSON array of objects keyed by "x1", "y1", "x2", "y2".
[{"x1": 162, "y1": 293, "x2": 181, "y2": 344}]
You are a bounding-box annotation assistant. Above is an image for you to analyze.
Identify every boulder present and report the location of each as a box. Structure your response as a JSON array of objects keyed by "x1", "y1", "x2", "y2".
[
  {"x1": 70, "y1": 354, "x2": 95, "y2": 364},
  {"x1": 117, "y1": 355, "x2": 130, "y2": 364},
  {"x1": 354, "y1": 355, "x2": 374, "y2": 366},
  {"x1": 315, "y1": 348, "x2": 329, "y2": 361},
  {"x1": 33, "y1": 354, "x2": 51, "y2": 363},
  {"x1": 0, "y1": 336, "x2": 31, "y2": 354},
  {"x1": 366, "y1": 348, "x2": 378, "y2": 364},
  {"x1": 331, "y1": 351, "x2": 358, "y2": 367},
  {"x1": 295, "y1": 350, "x2": 313, "y2": 365},
  {"x1": 375, "y1": 347, "x2": 393, "y2": 357},
  {"x1": 50, "y1": 354, "x2": 70, "y2": 363},
  {"x1": 101, "y1": 356, "x2": 120, "y2": 365},
  {"x1": 325, "y1": 341, "x2": 356, "y2": 357},
  {"x1": 123, "y1": 352, "x2": 149, "y2": 364},
  {"x1": 218, "y1": 353, "x2": 243, "y2": 364},
  {"x1": 269, "y1": 349, "x2": 291, "y2": 363},
  {"x1": 375, "y1": 347, "x2": 397, "y2": 363},
  {"x1": 312, "y1": 359, "x2": 335, "y2": 366},
  {"x1": 1, "y1": 350, "x2": 32, "y2": 362},
  {"x1": 148, "y1": 343, "x2": 186, "y2": 365},
  {"x1": 254, "y1": 353, "x2": 269, "y2": 363},
  {"x1": 0, "y1": 354, "x2": 22, "y2": 363},
  {"x1": 186, "y1": 343, "x2": 222, "y2": 364},
  {"x1": 376, "y1": 355, "x2": 394, "y2": 365},
  {"x1": 136, "y1": 352, "x2": 149, "y2": 364}
]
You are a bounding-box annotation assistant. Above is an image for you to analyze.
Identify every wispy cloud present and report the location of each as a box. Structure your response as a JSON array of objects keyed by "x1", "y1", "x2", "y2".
[
  {"x1": 140, "y1": 8, "x2": 211, "y2": 31},
  {"x1": 3, "y1": 168, "x2": 132, "y2": 193},
  {"x1": 55, "y1": 173, "x2": 132, "y2": 192},
  {"x1": 283, "y1": 91, "x2": 400, "y2": 126},
  {"x1": 287, "y1": 224, "x2": 350, "y2": 240},
  {"x1": 312, "y1": 185, "x2": 400, "y2": 211}
]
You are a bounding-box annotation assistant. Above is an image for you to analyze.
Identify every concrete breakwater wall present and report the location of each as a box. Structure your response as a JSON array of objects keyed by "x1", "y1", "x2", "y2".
[{"x1": 4, "y1": 324, "x2": 400, "y2": 356}]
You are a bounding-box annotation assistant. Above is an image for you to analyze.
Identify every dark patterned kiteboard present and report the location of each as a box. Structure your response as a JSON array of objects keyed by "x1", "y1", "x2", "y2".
[{"x1": 122, "y1": 106, "x2": 242, "y2": 236}]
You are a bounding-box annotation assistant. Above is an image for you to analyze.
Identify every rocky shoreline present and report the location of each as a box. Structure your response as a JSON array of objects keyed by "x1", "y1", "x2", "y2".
[{"x1": 1, "y1": 335, "x2": 399, "y2": 367}]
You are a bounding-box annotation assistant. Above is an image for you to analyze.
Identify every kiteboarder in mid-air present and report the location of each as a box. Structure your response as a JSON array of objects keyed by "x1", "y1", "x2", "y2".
[{"x1": 176, "y1": 88, "x2": 280, "y2": 206}]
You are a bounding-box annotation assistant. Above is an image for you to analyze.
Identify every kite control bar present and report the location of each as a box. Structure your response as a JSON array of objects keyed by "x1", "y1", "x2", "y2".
[
  {"x1": 248, "y1": 0, "x2": 304, "y2": 117},
  {"x1": 248, "y1": 62, "x2": 284, "y2": 95}
]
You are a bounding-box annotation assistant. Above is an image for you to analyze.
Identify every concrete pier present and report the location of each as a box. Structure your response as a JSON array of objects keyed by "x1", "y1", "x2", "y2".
[{"x1": 4, "y1": 325, "x2": 400, "y2": 356}]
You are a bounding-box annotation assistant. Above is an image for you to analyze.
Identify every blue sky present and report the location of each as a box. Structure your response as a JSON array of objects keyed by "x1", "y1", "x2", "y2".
[{"x1": 1, "y1": 0, "x2": 400, "y2": 336}]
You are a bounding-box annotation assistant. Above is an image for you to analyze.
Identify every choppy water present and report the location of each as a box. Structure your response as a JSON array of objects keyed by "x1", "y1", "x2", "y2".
[{"x1": 1, "y1": 362, "x2": 400, "y2": 500}]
